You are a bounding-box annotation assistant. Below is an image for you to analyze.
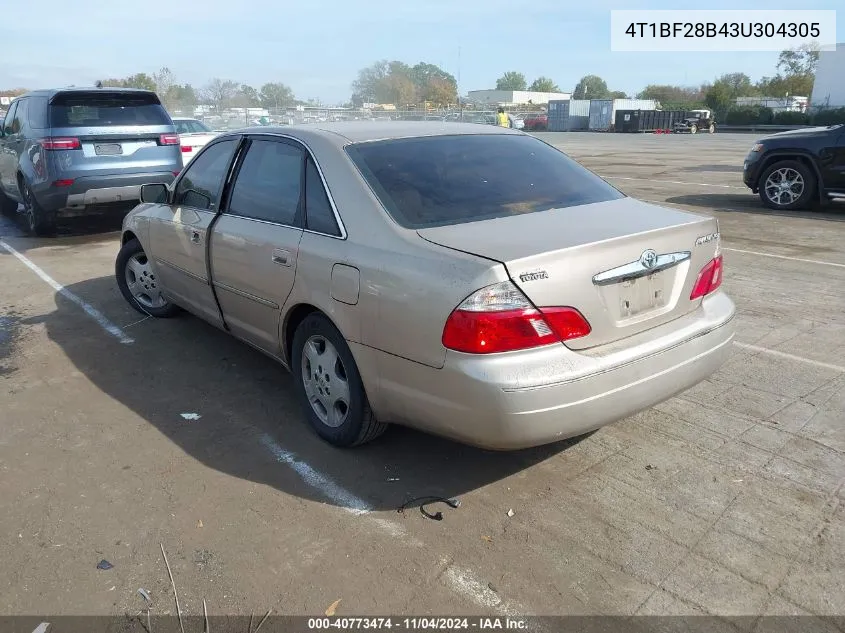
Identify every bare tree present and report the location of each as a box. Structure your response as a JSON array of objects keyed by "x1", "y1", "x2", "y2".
[{"x1": 203, "y1": 78, "x2": 239, "y2": 113}]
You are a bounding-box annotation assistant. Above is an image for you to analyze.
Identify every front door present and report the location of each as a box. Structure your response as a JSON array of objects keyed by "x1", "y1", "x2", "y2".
[
  {"x1": 148, "y1": 137, "x2": 240, "y2": 326},
  {"x1": 823, "y1": 128, "x2": 845, "y2": 192},
  {"x1": 0, "y1": 100, "x2": 21, "y2": 194},
  {"x1": 210, "y1": 137, "x2": 305, "y2": 356}
]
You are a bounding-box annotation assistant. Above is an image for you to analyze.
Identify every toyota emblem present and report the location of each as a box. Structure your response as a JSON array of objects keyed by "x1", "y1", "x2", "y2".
[{"x1": 640, "y1": 249, "x2": 658, "y2": 269}]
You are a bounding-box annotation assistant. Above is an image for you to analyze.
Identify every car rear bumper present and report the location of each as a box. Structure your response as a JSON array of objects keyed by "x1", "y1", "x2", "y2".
[
  {"x1": 358, "y1": 291, "x2": 736, "y2": 450},
  {"x1": 34, "y1": 171, "x2": 176, "y2": 213}
]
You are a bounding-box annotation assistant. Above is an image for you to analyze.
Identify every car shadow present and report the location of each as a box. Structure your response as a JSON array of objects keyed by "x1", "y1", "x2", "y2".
[
  {"x1": 39, "y1": 275, "x2": 583, "y2": 512},
  {"x1": 677, "y1": 164, "x2": 742, "y2": 174},
  {"x1": 0, "y1": 204, "x2": 128, "y2": 241},
  {"x1": 665, "y1": 193, "x2": 845, "y2": 222}
]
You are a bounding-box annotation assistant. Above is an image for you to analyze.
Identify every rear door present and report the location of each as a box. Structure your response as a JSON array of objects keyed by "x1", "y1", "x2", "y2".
[
  {"x1": 47, "y1": 90, "x2": 180, "y2": 178},
  {"x1": 148, "y1": 137, "x2": 241, "y2": 325},
  {"x1": 209, "y1": 136, "x2": 305, "y2": 356},
  {"x1": 820, "y1": 127, "x2": 845, "y2": 191}
]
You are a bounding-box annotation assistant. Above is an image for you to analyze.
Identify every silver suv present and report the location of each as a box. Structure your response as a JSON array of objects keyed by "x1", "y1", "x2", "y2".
[{"x1": 0, "y1": 87, "x2": 181, "y2": 235}]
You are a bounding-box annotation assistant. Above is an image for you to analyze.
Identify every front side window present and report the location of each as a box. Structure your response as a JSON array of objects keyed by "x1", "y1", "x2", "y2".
[
  {"x1": 346, "y1": 134, "x2": 624, "y2": 229},
  {"x1": 227, "y1": 139, "x2": 303, "y2": 225},
  {"x1": 2, "y1": 101, "x2": 19, "y2": 135},
  {"x1": 174, "y1": 139, "x2": 238, "y2": 211}
]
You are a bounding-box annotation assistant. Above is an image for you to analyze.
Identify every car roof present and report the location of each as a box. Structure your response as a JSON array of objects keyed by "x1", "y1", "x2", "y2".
[
  {"x1": 217, "y1": 121, "x2": 521, "y2": 146},
  {"x1": 21, "y1": 87, "x2": 158, "y2": 99}
]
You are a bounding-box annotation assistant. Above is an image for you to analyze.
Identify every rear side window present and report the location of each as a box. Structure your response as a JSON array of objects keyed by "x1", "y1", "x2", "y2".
[
  {"x1": 304, "y1": 158, "x2": 341, "y2": 236},
  {"x1": 228, "y1": 139, "x2": 303, "y2": 225},
  {"x1": 49, "y1": 91, "x2": 171, "y2": 127},
  {"x1": 346, "y1": 134, "x2": 624, "y2": 229},
  {"x1": 27, "y1": 97, "x2": 48, "y2": 129},
  {"x1": 10, "y1": 100, "x2": 26, "y2": 134},
  {"x1": 174, "y1": 139, "x2": 237, "y2": 211}
]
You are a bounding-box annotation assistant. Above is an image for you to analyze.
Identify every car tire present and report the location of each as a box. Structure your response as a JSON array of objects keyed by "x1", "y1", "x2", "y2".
[
  {"x1": 689, "y1": 124, "x2": 698, "y2": 134},
  {"x1": 115, "y1": 238, "x2": 179, "y2": 318},
  {"x1": 0, "y1": 189, "x2": 18, "y2": 215},
  {"x1": 20, "y1": 180, "x2": 56, "y2": 236},
  {"x1": 708, "y1": 123, "x2": 716, "y2": 134},
  {"x1": 757, "y1": 160, "x2": 816, "y2": 211},
  {"x1": 291, "y1": 312, "x2": 387, "y2": 447}
]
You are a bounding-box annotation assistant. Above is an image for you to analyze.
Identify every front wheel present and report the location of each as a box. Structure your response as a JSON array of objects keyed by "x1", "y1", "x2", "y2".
[
  {"x1": 291, "y1": 312, "x2": 387, "y2": 447},
  {"x1": 758, "y1": 160, "x2": 816, "y2": 211},
  {"x1": 115, "y1": 238, "x2": 179, "y2": 318},
  {"x1": 689, "y1": 124, "x2": 698, "y2": 134}
]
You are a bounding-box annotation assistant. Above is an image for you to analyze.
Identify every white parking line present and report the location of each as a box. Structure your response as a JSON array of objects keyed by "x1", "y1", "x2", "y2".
[
  {"x1": 734, "y1": 342, "x2": 845, "y2": 373},
  {"x1": 602, "y1": 175, "x2": 747, "y2": 190},
  {"x1": 722, "y1": 247, "x2": 845, "y2": 269},
  {"x1": 259, "y1": 433, "x2": 524, "y2": 614},
  {"x1": 0, "y1": 239, "x2": 134, "y2": 345}
]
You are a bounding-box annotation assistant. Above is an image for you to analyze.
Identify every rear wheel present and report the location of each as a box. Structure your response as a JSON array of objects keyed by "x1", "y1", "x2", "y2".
[
  {"x1": 291, "y1": 312, "x2": 387, "y2": 447},
  {"x1": 689, "y1": 124, "x2": 698, "y2": 134},
  {"x1": 758, "y1": 160, "x2": 816, "y2": 211},
  {"x1": 20, "y1": 179, "x2": 56, "y2": 236},
  {"x1": 115, "y1": 238, "x2": 179, "y2": 318},
  {"x1": 708, "y1": 123, "x2": 715, "y2": 134}
]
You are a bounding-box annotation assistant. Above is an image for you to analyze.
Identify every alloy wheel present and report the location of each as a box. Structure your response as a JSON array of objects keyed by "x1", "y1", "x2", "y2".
[
  {"x1": 301, "y1": 335, "x2": 351, "y2": 428},
  {"x1": 764, "y1": 167, "x2": 804, "y2": 207},
  {"x1": 124, "y1": 252, "x2": 166, "y2": 309}
]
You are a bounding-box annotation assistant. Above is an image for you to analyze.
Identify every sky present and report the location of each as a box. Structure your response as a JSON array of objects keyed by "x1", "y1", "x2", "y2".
[{"x1": 1, "y1": 1, "x2": 841, "y2": 104}]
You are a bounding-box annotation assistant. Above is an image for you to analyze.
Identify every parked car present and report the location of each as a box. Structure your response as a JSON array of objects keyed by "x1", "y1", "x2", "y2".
[
  {"x1": 116, "y1": 122, "x2": 735, "y2": 450},
  {"x1": 673, "y1": 109, "x2": 716, "y2": 134},
  {"x1": 172, "y1": 117, "x2": 218, "y2": 166},
  {"x1": 523, "y1": 113, "x2": 548, "y2": 131},
  {"x1": 507, "y1": 113, "x2": 525, "y2": 130},
  {"x1": 0, "y1": 87, "x2": 181, "y2": 235},
  {"x1": 742, "y1": 124, "x2": 845, "y2": 210}
]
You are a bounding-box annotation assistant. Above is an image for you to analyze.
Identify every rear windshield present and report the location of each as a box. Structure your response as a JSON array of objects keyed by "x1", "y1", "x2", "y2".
[
  {"x1": 49, "y1": 92, "x2": 171, "y2": 127},
  {"x1": 346, "y1": 134, "x2": 624, "y2": 229},
  {"x1": 174, "y1": 119, "x2": 212, "y2": 134}
]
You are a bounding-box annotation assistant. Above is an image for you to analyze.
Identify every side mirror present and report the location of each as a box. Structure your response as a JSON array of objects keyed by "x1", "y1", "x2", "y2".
[{"x1": 140, "y1": 183, "x2": 169, "y2": 204}]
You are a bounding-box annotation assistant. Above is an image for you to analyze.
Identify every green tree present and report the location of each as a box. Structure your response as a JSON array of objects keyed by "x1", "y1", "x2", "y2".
[
  {"x1": 609, "y1": 90, "x2": 628, "y2": 99},
  {"x1": 237, "y1": 84, "x2": 260, "y2": 107},
  {"x1": 637, "y1": 84, "x2": 706, "y2": 107},
  {"x1": 529, "y1": 77, "x2": 560, "y2": 92},
  {"x1": 704, "y1": 73, "x2": 759, "y2": 115},
  {"x1": 351, "y1": 60, "x2": 391, "y2": 104},
  {"x1": 495, "y1": 71, "x2": 527, "y2": 91},
  {"x1": 122, "y1": 73, "x2": 157, "y2": 91},
  {"x1": 259, "y1": 82, "x2": 295, "y2": 109},
  {"x1": 573, "y1": 75, "x2": 609, "y2": 99},
  {"x1": 166, "y1": 84, "x2": 197, "y2": 111},
  {"x1": 777, "y1": 42, "x2": 820, "y2": 76}
]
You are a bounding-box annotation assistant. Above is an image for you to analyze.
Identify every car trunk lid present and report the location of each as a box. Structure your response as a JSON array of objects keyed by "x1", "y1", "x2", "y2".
[{"x1": 417, "y1": 197, "x2": 720, "y2": 350}]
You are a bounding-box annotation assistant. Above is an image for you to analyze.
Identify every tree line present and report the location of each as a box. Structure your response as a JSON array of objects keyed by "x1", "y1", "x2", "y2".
[{"x1": 0, "y1": 44, "x2": 825, "y2": 116}]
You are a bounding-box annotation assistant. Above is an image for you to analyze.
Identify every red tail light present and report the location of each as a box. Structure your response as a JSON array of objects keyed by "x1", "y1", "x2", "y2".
[
  {"x1": 180, "y1": 145, "x2": 192, "y2": 153},
  {"x1": 442, "y1": 281, "x2": 591, "y2": 354},
  {"x1": 52, "y1": 179, "x2": 74, "y2": 187},
  {"x1": 690, "y1": 255, "x2": 723, "y2": 300},
  {"x1": 39, "y1": 137, "x2": 81, "y2": 150},
  {"x1": 159, "y1": 133, "x2": 180, "y2": 145}
]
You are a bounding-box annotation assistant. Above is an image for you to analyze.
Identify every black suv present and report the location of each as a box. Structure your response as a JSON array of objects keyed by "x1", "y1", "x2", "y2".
[
  {"x1": 0, "y1": 87, "x2": 181, "y2": 235},
  {"x1": 742, "y1": 124, "x2": 845, "y2": 210}
]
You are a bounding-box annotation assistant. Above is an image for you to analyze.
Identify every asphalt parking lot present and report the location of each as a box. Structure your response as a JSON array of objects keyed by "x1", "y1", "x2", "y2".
[{"x1": 1, "y1": 132, "x2": 844, "y2": 626}]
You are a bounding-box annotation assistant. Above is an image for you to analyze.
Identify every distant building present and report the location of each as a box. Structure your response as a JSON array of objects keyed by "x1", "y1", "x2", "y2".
[
  {"x1": 467, "y1": 90, "x2": 571, "y2": 107},
  {"x1": 811, "y1": 43, "x2": 845, "y2": 109},
  {"x1": 734, "y1": 96, "x2": 809, "y2": 113}
]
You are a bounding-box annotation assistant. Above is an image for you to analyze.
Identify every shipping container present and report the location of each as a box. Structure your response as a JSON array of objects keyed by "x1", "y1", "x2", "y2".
[
  {"x1": 588, "y1": 99, "x2": 659, "y2": 131},
  {"x1": 547, "y1": 99, "x2": 591, "y2": 131},
  {"x1": 614, "y1": 109, "x2": 693, "y2": 132}
]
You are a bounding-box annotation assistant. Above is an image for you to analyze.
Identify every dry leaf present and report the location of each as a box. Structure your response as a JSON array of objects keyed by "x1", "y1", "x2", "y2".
[
  {"x1": 481, "y1": 535, "x2": 493, "y2": 543},
  {"x1": 325, "y1": 599, "x2": 342, "y2": 616},
  {"x1": 197, "y1": 520, "x2": 204, "y2": 528}
]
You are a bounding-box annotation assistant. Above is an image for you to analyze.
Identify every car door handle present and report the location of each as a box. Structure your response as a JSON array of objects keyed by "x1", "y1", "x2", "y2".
[
  {"x1": 272, "y1": 249, "x2": 291, "y2": 266},
  {"x1": 190, "y1": 230, "x2": 201, "y2": 244}
]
